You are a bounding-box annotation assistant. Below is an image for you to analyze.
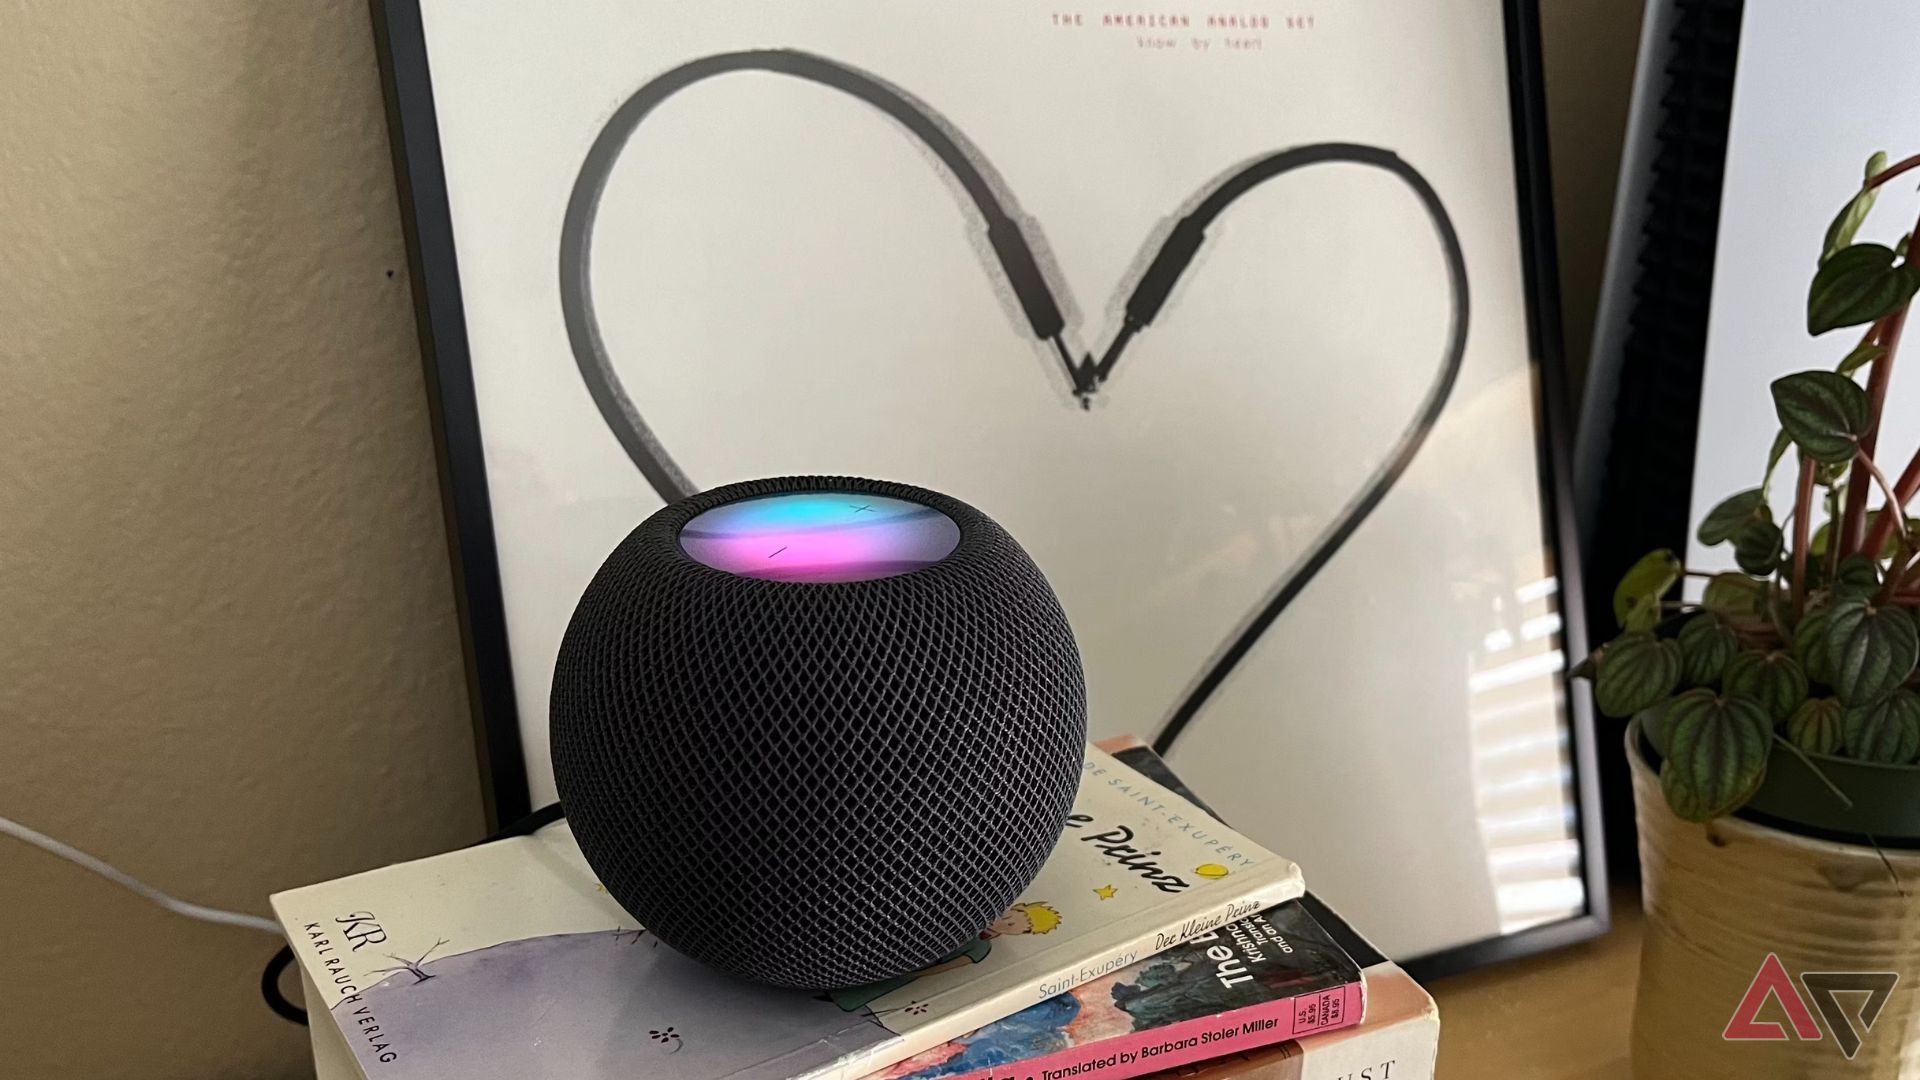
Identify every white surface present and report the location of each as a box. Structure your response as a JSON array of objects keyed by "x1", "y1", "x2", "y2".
[
  {"x1": 309, "y1": 973, "x2": 364, "y2": 1080},
  {"x1": 416, "y1": 0, "x2": 1583, "y2": 959},
  {"x1": 1688, "y1": 3, "x2": 1920, "y2": 573}
]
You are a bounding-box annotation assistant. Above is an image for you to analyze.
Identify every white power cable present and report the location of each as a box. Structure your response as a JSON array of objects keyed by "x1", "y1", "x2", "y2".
[{"x1": 1, "y1": 812, "x2": 283, "y2": 938}]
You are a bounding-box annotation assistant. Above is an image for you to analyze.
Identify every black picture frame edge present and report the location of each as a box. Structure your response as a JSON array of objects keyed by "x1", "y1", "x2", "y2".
[
  {"x1": 370, "y1": 0, "x2": 531, "y2": 831},
  {"x1": 1576, "y1": 0, "x2": 1744, "y2": 885},
  {"x1": 1398, "y1": 0, "x2": 1613, "y2": 985},
  {"x1": 367, "y1": 0, "x2": 1612, "y2": 968}
]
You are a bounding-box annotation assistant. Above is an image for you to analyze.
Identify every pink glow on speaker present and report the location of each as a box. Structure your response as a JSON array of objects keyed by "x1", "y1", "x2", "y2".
[{"x1": 679, "y1": 492, "x2": 960, "y2": 583}]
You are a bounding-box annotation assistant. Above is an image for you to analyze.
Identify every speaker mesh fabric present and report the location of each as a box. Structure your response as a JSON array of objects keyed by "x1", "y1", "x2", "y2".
[{"x1": 550, "y1": 476, "x2": 1088, "y2": 989}]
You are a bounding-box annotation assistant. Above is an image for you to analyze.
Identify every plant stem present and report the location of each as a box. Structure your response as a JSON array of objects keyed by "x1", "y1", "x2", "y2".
[
  {"x1": 1842, "y1": 312, "x2": 1904, "y2": 555},
  {"x1": 1860, "y1": 449, "x2": 1910, "y2": 538},
  {"x1": 1827, "y1": 483, "x2": 1844, "y2": 582},
  {"x1": 1882, "y1": 550, "x2": 1917, "y2": 606},
  {"x1": 1792, "y1": 455, "x2": 1816, "y2": 618},
  {"x1": 1865, "y1": 152, "x2": 1920, "y2": 191},
  {"x1": 1870, "y1": 453, "x2": 1918, "y2": 606},
  {"x1": 1852, "y1": 197, "x2": 1920, "y2": 551},
  {"x1": 1772, "y1": 733, "x2": 1855, "y2": 809},
  {"x1": 1863, "y1": 445, "x2": 1920, "y2": 556}
]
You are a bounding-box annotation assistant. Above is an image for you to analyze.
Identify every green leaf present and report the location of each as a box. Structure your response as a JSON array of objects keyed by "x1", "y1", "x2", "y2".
[
  {"x1": 1785, "y1": 549, "x2": 1821, "y2": 592},
  {"x1": 1805, "y1": 519, "x2": 1901, "y2": 565},
  {"x1": 1722, "y1": 650, "x2": 1809, "y2": 724},
  {"x1": 1807, "y1": 243, "x2": 1920, "y2": 335},
  {"x1": 1866, "y1": 151, "x2": 1891, "y2": 183},
  {"x1": 1810, "y1": 519, "x2": 1834, "y2": 558},
  {"x1": 1821, "y1": 156, "x2": 1885, "y2": 264},
  {"x1": 1660, "y1": 690, "x2": 1772, "y2": 821},
  {"x1": 1788, "y1": 697, "x2": 1844, "y2": 756},
  {"x1": 1732, "y1": 519, "x2": 1785, "y2": 575},
  {"x1": 1825, "y1": 596, "x2": 1919, "y2": 705},
  {"x1": 1639, "y1": 699, "x2": 1675, "y2": 758},
  {"x1": 1762, "y1": 430, "x2": 1795, "y2": 490},
  {"x1": 1678, "y1": 615, "x2": 1741, "y2": 686},
  {"x1": 1697, "y1": 489, "x2": 1769, "y2": 546},
  {"x1": 1772, "y1": 370, "x2": 1873, "y2": 464},
  {"x1": 1613, "y1": 549, "x2": 1683, "y2": 631},
  {"x1": 1842, "y1": 688, "x2": 1920, "y2": 763},
  {"x1": 1794, "y1": 604, "x2": 1838, "y2": 685},
  {"x1": 1703, "y1": 572, "x2": 1770, "y2": 626},
  {"x1": 1836, "y1": 552, "x2": 1882, "y2": 593},
  {"x1": 1836, "y1": 342, "x2": 1888, "y2": 377},
  {"x1": 1594, "y1": 631, "x2": 1684, "y2": 718}
]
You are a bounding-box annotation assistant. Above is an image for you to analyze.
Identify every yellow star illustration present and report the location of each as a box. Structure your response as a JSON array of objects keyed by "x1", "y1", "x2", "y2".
[{"x1": 1094, "y1": 884, "x2": 1118, "y2": 901}]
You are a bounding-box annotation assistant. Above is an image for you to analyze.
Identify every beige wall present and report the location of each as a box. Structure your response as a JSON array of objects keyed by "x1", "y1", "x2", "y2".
[
  {"x1": 0, "y1": 2, "x2": 1643, "y2": 1076},
  {"x1": 0, "y1": 4, "x2": 483, "y2": 1077}
]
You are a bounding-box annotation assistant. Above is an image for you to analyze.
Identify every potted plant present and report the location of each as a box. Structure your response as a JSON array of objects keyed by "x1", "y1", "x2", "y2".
[{"x1": 1580, "y1": 151, "x2": 1920, "y2": 1076}]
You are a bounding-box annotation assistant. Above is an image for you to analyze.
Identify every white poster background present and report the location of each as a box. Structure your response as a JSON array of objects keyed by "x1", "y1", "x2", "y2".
[
  {"x1": 1689, "y1": 2, "x2": 1920, "y2": 575},
  {"x1": 417, "y1": 0, "x2": 1581, "y2": 958}
]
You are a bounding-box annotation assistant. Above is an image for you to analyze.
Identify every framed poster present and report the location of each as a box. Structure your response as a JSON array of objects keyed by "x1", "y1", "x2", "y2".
[{"x1": 372, "y1": 0, "x2": 1604, "y2": 974}]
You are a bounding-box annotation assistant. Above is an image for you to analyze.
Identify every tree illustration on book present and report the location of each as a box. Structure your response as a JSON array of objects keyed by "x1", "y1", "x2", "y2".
[{"x1": 369, "y1": 939, "x2": 450, "y2": 985}]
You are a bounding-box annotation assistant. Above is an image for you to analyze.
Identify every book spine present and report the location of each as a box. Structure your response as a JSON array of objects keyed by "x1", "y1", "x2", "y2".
[
  {"x1": 1165, "y1": 966, "x2": 1439, "y2": 1080},
  {"x1": 847, "y1": 874, "x2": 1303, "y2": 1079},
  {"x1": 939, "y1": 981, "x2": 1364, "y2": 1080},
  {"x1": 1290, "y1": 1015, "x2": 1438, "y2": 1080}
]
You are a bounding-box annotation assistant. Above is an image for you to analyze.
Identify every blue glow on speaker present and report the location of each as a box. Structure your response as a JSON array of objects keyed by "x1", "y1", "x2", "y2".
[{"x1": 679, "y1": 492, "x2": 960, "y2": 582}]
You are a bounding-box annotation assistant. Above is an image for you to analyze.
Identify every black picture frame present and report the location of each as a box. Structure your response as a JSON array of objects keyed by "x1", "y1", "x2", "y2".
[
  {"x1": 371, "y1": 0, "x2": 531, "y2": 829},
  {"x1": 367, "y1": 0, "x2": 1609, "y2": 975},
  {"x1": 1576, "y1": 0, "x2": 1744, "y2": 884}
]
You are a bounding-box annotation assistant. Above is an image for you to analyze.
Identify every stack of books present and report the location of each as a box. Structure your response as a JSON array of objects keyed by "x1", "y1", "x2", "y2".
[{"x1": 276, "y1": 738, "x2": 1436, "y2": 1080}]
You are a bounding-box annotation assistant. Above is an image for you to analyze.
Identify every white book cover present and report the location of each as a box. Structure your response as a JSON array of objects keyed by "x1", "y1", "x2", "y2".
[{"x1": 273, "y1": 747, "x2": 1303, "y2": 1080}]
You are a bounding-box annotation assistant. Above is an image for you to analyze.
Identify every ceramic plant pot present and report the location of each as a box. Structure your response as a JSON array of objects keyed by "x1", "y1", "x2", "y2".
[{"x1": 1628, "y1": 720, "x2": 1920, "y2": 1077}]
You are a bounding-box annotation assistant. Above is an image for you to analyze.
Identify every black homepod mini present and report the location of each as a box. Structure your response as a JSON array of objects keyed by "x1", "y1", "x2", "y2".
[{"x1": 550, "y1": 475, "x2": 1088, "y2": 989}]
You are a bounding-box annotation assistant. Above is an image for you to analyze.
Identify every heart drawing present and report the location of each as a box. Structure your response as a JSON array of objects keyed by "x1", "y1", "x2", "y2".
[{"x1": 558, "y1": 50, "x2": 1469, "y2": 755}]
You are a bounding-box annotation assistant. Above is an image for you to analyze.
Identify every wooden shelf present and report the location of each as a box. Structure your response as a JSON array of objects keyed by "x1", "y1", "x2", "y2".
[{"x1": 1428, "y1": 888, "x2": 1641, "y2": 1078}]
